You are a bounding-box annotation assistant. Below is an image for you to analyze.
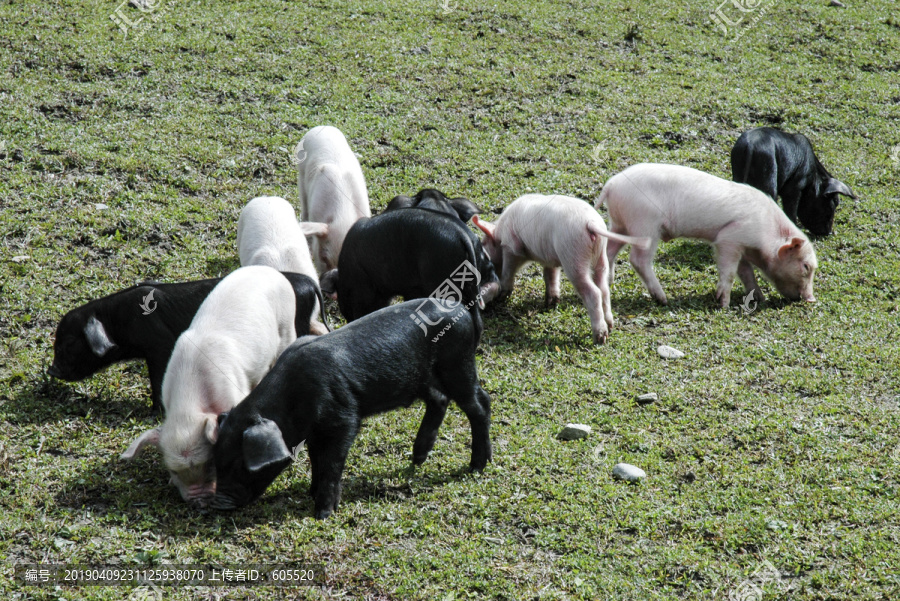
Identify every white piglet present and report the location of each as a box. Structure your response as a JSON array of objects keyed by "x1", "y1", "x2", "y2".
[
  {"x1": 472, "y1": 194, "x2": 649, "y2": 344},
  {"x1": 237, "y1": 195, "x2": 329, "y2": 335},
  {"x1": 296, "y1": 125, "x2": 371, "y2": 273},
  {"x1": 596, "y1": 163, "x2": 818, "y2": 307},
  {"x1": 120, "y1": 265, "x2": 297, "y2": 506}
]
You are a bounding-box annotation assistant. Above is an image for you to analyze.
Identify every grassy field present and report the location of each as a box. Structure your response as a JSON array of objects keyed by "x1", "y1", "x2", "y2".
[{"x1": 2, "y1": 0, "x2": 899, "y2": 599}]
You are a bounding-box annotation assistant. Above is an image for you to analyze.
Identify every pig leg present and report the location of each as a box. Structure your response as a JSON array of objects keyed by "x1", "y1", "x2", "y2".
[
  {"x1": 605, "y1": 238, "x2": 626, "y2": 286},
  {"x1": 146, "y1": 358, "x2": 165, "y2": 414},
  {"x1": 628, "y1": 239, "x2": 667, "y2": 305},
  {"x1": 780, "y1": 189, "x2": 802, "y2": 225},
  {"x1": 309, "y1": 320, "x2": 329, "y2": 336},
  {"x1": 713, "y1": 243, "x2": 743, "y2": 308},
  {"x1": 737, "y1": 258, "x2": 765, "y2": 303},
  {"x1": 592, "y1": 248, "x2": 615, "y2": 332},
  {"x1": 438, "y1": 366, "x2": 492, "y2": 471},
  {"x1": 454, "y1": 386, "x2": 493, "y2": 472},
  {"x1": 543, "y1": 266, "x2": 562, "y2": 308},
  {"x1": 566, "y1": 267, "x2": 609, "y2": 344},
  {"x1": 308, "y1": 445, "x2": 320, "y2": 499},
  {"x1": 310, "y1": 427, "x2": 357, "y2": 519},
  {"x1": 412, "y1": 388, "x2": 450, "y2": 465},
  {"x1": 497, "y1": 249, "x2": 528, "y2": 302}
]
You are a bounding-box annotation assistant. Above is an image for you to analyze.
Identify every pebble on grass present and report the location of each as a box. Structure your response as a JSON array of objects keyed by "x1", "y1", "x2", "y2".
[
  {"x1": 657, "y1": 345, "x2": 685, "y2": 359},
  {"x1": 612, "y1": 463, "x2": 646, "y2": 482},
  {"x1": 557, "y1": 424, "x2": 591, "y2": 441}
]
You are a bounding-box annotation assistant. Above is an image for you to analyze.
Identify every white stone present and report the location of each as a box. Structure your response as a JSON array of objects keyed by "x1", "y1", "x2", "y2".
[
  {"x1": 636, "y1": 392, "x2": 658, "y2": 405},
  {"x1": 557, "y1": 423, "x2": 591, "y2": 440},
  {"x1": 94, "y1": 203, "x2": 108, "y2": 210},
  {"x1": 11, "y1": 255, "x2": 30, "y2": 263},
  {"x1": 657, "y1": 345, "x2": 685, "y2": 359},
  {"x1": 612, "y1": 463, "x2": 646, "y2": 482}
]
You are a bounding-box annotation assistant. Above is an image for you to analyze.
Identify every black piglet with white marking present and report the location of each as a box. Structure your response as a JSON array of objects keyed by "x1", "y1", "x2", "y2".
[{"x1": 49, "y1": 272, "x2": 327, "y2": 412}]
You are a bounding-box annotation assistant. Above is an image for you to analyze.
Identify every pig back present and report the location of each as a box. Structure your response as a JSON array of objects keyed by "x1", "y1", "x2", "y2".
[{"x1": 336, "y1": 210, "x2": 489, "y2": 319}]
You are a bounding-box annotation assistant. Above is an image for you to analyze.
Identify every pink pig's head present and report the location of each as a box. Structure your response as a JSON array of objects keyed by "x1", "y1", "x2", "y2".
[
  {"x1": 766, "y1": 236, "x2": 818, "y2": 303},
  {"x1": 471, "y1": 216, "x2": 502, "y2": 304},
  {"x1": 121, "y1": 414, "x2": 220, "y2": 507},
  {"x1": 472, "y1": 215, "x2": 502, "y2": 271}
]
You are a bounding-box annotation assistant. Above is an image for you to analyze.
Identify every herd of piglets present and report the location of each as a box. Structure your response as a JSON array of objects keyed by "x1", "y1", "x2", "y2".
[{"x1": 48, "y1": 125, "x2": 854, "y2": 515}]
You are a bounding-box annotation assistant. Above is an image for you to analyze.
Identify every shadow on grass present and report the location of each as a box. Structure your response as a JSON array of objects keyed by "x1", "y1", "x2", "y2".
[
  {"x1": 4, "y1": 371, "x2": 156, "y2": 426},
  {"x1": 53, "y1": 451, "x2": 472, "y2": 529},
  {"x1": 654, "y1": 239, "x2": 716, "y2": 270}
]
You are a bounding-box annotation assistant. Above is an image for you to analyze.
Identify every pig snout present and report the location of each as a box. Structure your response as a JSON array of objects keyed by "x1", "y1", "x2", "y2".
[
  {"x1": 480, "y1": 281, "x2": 500, "y2": 304},
  {"x1": 185, "y1": 482, "x2": 217, "y2": 507}
]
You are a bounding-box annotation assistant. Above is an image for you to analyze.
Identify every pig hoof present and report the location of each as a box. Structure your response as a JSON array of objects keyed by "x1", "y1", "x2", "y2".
[
  {"x1": 412, "y1": 453, "x2": 428, "y2": 465},
  {"x1": 314, "y1": 508, "x2": 334, "y2": 520},
  {"x1": 593, "y1": 332, "x2": 609, "y2": 345},
  {"x1": 545, "y1": 295, "x2": 560, "y2": 308}
]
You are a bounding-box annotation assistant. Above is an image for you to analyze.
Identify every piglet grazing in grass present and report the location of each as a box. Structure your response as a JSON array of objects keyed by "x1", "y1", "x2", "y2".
[
  {"x1": 596, "y1": 163, "x2": 818, "y2": 308},
  {"x1": 296, "y1": 125, "x2": 371, "y2": 273},
  {"x1": 326, "y1": 207, "x2": 500, "y2": 340},
  {"x1": 48, "y1": 272, "x2": 323, "y2": 413},
  {"x1": 472, "y1": 194, "x2": 650, "y2": 344},
  {"x1": 120, "y1": 266, "x2": 297, "y2": 507},
  {"x1": 211, "y1": 300, "x2": 492, "y2": 519},
  {"x1": 731, "y1": 127, "x2": 855, "y2": 236},
  {"x1": 237, "y1": 196, "x2": 330, "y2": 335}
]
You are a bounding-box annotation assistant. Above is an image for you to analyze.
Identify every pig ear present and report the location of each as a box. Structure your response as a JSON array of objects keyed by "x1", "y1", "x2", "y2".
[
  {"x1": 386, "y1": 195, "x2": 415, "y2": 212},
  {"x1": 471, "y1": 215, "x2": 496, "y2": 241},
  {"x1": 448, "y1": 197, "x2": 481, "y2": 223},
  {"x1": 120, "y1": 427, "x2": 161, "y2": 460},
  {"x1": 300, "y1": 222, "x2": 329, "y2": 238},
  {"x1": 824, "y1": 178, "x2": 855, "y2": 199},
  {"x1": 204, "y1": 415, "x2": 219, "y2": 444},
  {"x1": 243, "y1": 418, "x2": 292, "y2": 473},
  {"x1": 320, "y1": 269, "x2": 339, "y2": 298},
  {"x1": 85, "y1": 316, "x2": 117, "y2": 357},
  {"x1": 777, "y1": 237, "x2": 806, "y2": 258}
]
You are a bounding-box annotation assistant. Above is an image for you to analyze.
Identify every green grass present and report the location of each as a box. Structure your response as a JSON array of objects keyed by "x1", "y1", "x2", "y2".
[{"x1": 2, "y1": 0, "x2": 900, "y2": 599}]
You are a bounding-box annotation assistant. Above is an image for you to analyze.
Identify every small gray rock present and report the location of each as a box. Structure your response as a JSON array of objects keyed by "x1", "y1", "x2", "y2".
[
  {"x1": 557, "y1": 423, "x2": 591, "y2": 440},
  {"x1": 612, "y1": 463, "x2": 646, "y2": 482},
  {"x1": 94, "y1": 203, "x2": 109, "y2": 210},
  {"x1": 657, "y1": 345, "x2": 685, "y2": 359},
  {"x1": 635, "y1": 392, "x2": 658, "y2": 405}
]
